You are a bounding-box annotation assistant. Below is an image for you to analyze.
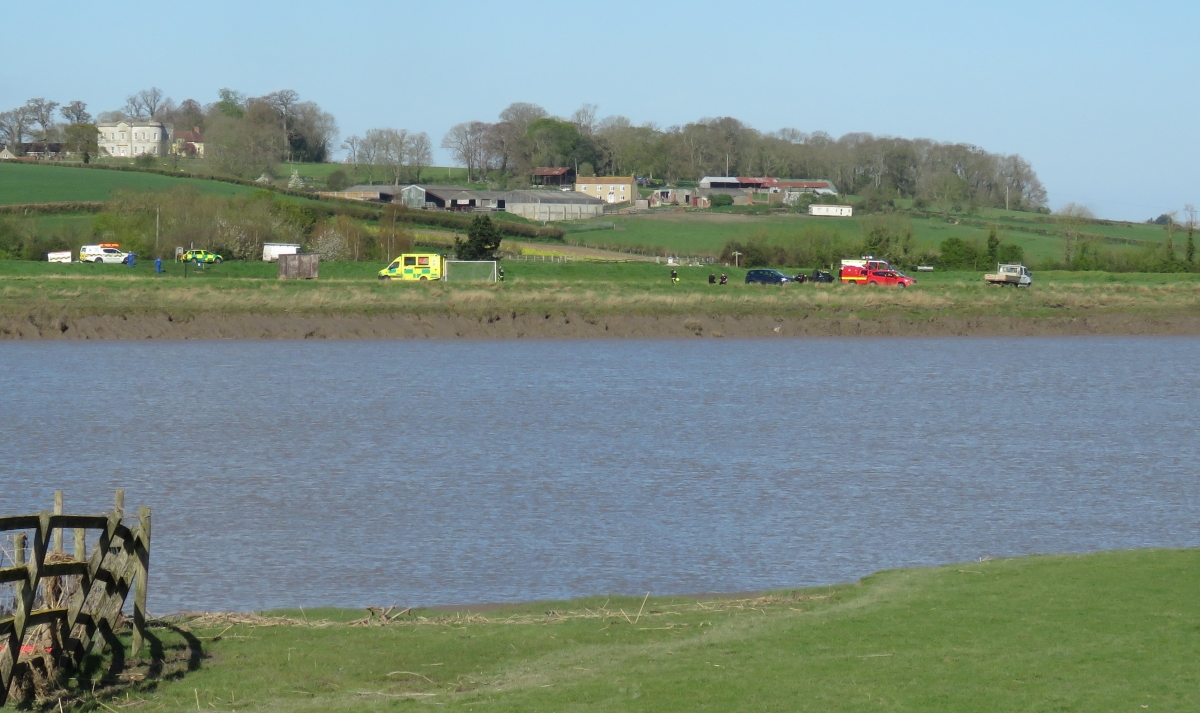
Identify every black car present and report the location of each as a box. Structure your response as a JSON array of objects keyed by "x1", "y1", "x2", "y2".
[
  {"x1": 745, "y1": 269, "x2": 792, "y2": 285},
  {"x1": 809, "y1": 269, "x2": 835, "y2": 283}
]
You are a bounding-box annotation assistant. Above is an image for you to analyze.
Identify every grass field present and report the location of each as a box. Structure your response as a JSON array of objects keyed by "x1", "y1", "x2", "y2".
[
  {"x1": 35, "y1": 548, "x2": 1200, "y2": 711},
  {"x1": 0, "y1": 163, "x2": 269, "y2": 204},
  {"x1": 563, "y1": 210, "x2": 1170, "y2": 265}
]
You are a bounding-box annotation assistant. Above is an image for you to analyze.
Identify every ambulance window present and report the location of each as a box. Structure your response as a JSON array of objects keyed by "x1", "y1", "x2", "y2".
[
  {"x1": 388, "y1": 261, "x2": 400, "y2": 270},
  {"x1": 418, "y1": 257, "x2": 430, "y2": 266},
  {"x1": 403, "y1": 257, "x2": 416, "y2": 267}
]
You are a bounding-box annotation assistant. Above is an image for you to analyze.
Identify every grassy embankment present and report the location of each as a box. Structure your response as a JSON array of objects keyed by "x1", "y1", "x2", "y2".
[
  {"x1": 1, "y1": 259, "x2": 1199, "y2": 339},
  {"x1": 37, "y1": 549, "x2": 1200, "y2": 711}
]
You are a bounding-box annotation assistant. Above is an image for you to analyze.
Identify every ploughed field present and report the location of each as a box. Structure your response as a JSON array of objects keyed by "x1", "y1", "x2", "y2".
[{"x1": 42, "y1": 549, "x2": 1200, "y2": 712}]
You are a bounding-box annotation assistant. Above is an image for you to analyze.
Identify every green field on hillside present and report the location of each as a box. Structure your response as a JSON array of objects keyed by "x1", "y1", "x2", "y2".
[
  {"x1": 564, "y1": 210, "x2": 1168, "y2": 264},
  {"x1": 30, "y1": 549, "x2": 1200, "y2": 712},
  {"x1": 0, "y1": 163, "x2": 269, "y2": 204}
]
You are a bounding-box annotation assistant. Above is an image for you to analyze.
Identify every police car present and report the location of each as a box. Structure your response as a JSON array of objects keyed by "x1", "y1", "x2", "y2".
[{"x1": 80, "y1": 244, "x2": 128, "y2": 264}]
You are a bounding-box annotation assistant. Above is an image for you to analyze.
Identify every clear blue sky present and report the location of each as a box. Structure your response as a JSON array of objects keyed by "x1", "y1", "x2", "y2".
[{"x1": 5, "y1": 0, "x2": 1196, "y2": 221}]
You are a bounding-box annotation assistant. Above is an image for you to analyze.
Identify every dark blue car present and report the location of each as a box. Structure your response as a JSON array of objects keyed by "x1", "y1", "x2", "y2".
[{"x1": 745, "y1": 269, "x2": 792, "y2": 285}]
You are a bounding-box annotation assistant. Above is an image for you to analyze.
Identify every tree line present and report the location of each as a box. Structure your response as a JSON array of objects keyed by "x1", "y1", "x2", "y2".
[{"x1": 442, "y1": 102, "x2": 1049, "y2": 212}]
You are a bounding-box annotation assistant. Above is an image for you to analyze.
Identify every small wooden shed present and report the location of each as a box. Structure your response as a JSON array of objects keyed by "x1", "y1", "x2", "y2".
[{"x1": 278, "y1": 253, "x2": 319, "y2": 279}]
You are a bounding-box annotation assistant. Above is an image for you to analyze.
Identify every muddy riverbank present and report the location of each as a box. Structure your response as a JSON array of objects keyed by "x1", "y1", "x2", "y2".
[{"x1": 3, "y1": 310, "x2": 1200, "y2": 339}]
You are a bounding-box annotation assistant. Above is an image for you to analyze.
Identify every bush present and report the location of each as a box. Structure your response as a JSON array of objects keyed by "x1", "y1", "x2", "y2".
[
  {"x1": 326, "y1": 170, "x2": 350, "y2": 191},
  {"x1": 709, "y1": 194, "x2": 734, "y2": 207}
]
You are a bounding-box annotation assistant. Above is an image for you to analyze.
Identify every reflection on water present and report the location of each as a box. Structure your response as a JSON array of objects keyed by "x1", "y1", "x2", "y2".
[{"x1": 1, "y1": 337, "x2": 1197, "y2": 612}]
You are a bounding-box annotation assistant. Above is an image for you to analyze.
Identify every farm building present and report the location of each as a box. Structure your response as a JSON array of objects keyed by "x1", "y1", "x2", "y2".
[
  {"x1": 532, "y1": 166, "x2": 575, "y2": 186},
  {"x1": 698, "y1": 176, "x2": 838, "y2": 196},
  {"x1": 808, "y1": 204, "x2": 853, "y2": 217},
  {"x1": 504, "y1": 191, "x2": 604, "y2": 221},
  {"x1": 574, "y1": 176, "x2": 637, "y2": 204},
  {"x1": 396, "y1": 186, "x2": 603, "y2": 221},
  {"x1": 648, "y1": 187, "x2": 705, "y2": 208},
  {"x1": 318, "y1": 185, "x2": 406, "y2": 202}
]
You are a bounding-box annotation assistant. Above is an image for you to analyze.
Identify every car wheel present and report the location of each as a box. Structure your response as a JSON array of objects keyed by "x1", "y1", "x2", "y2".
[
  {"x1": 419, "y1": 276, "x2": 427, "y2": 281},
  {"x1": 215, "y1": 258, "x2": 223, "y2": 264},
  {"x1": 94, "y1": 258, "x2": 104, "y2": 263},
  {"x1": 897, "y1": 282, "x2": 906, "y2": 288}
]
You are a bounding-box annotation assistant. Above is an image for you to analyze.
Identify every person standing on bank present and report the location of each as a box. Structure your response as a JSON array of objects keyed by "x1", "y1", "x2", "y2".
[{"x1": 670, "y1": 269, "x2": 680, "y2": 284}]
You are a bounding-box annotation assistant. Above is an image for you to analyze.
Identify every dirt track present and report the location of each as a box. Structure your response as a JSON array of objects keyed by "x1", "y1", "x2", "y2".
[{"x1": 3, "y1": 311, "x2": 1199, "y2": 340}]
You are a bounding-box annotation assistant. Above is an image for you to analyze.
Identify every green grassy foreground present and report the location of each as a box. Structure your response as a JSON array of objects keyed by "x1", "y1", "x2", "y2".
[
  {"x1": 48, "y1": 549, "x2": 1200, "y2": 711},
  {"x1": 1, "y1": 260, "x2": 1198, "y2": 328}
]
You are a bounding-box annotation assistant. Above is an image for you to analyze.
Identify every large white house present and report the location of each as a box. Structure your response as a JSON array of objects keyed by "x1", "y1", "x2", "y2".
[{"x1": 96, "y1": 120, "x2": 173, "y2": 158}]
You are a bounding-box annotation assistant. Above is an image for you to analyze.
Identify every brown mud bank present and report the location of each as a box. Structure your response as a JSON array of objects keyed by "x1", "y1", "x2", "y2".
[{"x1": 4, "y1": 310, "x2": 1200, "y2": 340}]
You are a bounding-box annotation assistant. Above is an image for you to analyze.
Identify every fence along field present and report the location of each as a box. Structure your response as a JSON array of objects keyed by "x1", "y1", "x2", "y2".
[{"x1": 0, "y1": 490, "x2": 150, "y2": 707}]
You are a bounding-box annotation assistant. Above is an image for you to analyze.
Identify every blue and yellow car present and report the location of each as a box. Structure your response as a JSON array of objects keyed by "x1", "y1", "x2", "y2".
[
  {"x1": 179, "y1": 249, "x2": 223, "y2": 264},
  {"x1": 378, "y1": 253, "x2": 444, "y2": 281}
]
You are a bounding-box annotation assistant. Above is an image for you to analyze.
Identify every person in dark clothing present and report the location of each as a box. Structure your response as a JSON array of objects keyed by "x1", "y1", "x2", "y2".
[
  {"x1": 670, "y1": 269, "x2": 680, "y2": 284},
  {"x1": 497, "y1": 265, "x2": 505, "y2": 282},
  {"x1": 719, "y1": 273, "x2": 728, "y2": 285},
  {"x1": 708, "y1": 272, "x2": 716, "y2": 284}
]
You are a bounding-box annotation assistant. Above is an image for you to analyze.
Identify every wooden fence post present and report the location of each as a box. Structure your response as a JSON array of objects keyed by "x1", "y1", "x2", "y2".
[
  {"x1": 114, "y1": 489, "x2": 125, "y2": 521},
  {"x1": 53, "y1": 490, "x2": 63, "y2": 554},
  {"x1": 74, "y1": 527, "x2": 85, "y2": 561},
  {"x1": 131, "y1": 506, "x2": 151, "y2": 656}
]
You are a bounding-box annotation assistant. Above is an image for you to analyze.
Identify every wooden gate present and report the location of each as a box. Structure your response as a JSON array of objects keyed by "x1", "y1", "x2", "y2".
[{"x1": 0, "y1": 490, "x2": 150, "y2": 707}]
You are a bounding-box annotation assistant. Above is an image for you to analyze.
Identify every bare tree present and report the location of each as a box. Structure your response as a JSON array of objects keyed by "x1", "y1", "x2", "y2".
[
  {"x1": 1057, "y1": 203, "x2": 1095, "y2": 266},
  {"x1": 341, "y1": 134, "x2": 361, "y2": 174},
  {"x1": 374, "y1": 128, "x2": 410, "y2": 185},
  {"x1": 407, "y1": 132, "x2": 432, "y2": 183},
  {"x1": 442, "y1": 122, "x2": 490, "y2": 182},
  {"x1": 60, "y1": 100, "x2": 91, "y2": 125},
  {"x1": 571, "y1": 103, "x2": 598, "y2": 137},
  {"x1": 0, "y1": 108, "x2": 34, "y2": 147},
  {"x1": 265, "y1": 89, "x2": 300, "y2": 160},
  {"x1": 123, "y1": 95, "x2": 144, "y2": 120},
  {"x1": 25, "y1": 98, "x2": 60, "y2": 141},
  {"x1": 359, "y1": 129, "x2": 385, "y2": 183},
  {"x1": 139, "y1": 88, "x2": 165, "y2": 118}
]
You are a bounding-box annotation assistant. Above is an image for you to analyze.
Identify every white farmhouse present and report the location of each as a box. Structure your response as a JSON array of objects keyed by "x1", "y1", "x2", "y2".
[{"x1": 96, "y1": 120, "x2": 173, "y2": 158}]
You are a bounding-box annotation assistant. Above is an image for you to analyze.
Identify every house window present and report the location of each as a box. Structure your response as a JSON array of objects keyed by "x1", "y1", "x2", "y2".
[{"x1": 119, "y1": 132, "x2": 125, "y2": 140}]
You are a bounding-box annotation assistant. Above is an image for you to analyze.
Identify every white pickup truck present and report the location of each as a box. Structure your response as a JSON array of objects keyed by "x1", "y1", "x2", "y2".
[{"x1": 984, "y1": 263, "x2": 1032, "y2": 287}]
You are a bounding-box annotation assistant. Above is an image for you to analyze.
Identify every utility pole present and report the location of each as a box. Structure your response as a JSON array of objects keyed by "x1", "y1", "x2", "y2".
[
  {"x1": 1006, "y1": 185, "x2": 1010, "y2": 211},
  {"x1": 155, "y1": 206, "x2": 160, "y2": 253}
]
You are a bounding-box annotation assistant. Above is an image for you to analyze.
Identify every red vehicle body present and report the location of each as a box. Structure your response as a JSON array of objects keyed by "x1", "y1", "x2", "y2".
[{"x1": 839, "y1": 257, "x2": 916, "y2": 287}]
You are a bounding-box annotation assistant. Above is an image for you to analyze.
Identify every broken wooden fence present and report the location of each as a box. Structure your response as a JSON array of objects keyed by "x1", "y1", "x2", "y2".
[{"x1": 0, "y1": 490, "x2": 150, "y2": 707}]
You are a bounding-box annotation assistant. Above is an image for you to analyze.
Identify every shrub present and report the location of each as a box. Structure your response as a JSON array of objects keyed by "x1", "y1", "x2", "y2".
[
  {"x1": 709, "y1": 194, "x2": 734, "y2": 207},
  {"x1": 326, "y1": 170, "x2": 350, "y2": 191}
]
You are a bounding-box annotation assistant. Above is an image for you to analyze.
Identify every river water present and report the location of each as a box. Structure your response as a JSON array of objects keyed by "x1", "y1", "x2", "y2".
[{"x1": 1, "y1": 337, "x2": 1197, "y2": 613}]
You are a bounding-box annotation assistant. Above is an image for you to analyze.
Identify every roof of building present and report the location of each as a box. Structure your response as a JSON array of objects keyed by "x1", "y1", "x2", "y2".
[
  {"x1": 532, "y1": 167, "x2": 573, "y2": 177},
  {"x1": 340, "y1": 185, "x2": 404, "y2": 194},
  {"x1": 574, "y1": 175, "x2": 635, "y2": 184},
  {"x1": 174, "y1": 130, "x2": 204, "y2": 142},
  {"x1": 504, "y1": 190, "x2": 603, "y2": 205}
]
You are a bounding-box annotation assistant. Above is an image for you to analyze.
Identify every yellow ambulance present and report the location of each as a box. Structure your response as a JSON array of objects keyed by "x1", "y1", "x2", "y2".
[{"x1": 378, "y1": 253, "x2": 444, "y2": 281}]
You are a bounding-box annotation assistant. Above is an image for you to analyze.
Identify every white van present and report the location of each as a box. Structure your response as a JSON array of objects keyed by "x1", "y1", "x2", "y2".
[
  {"x1": 80, "y1": 244, "x2": 128, "y2": 264},
  {"x1": 262, "y1": 243, "x2": 301, "y2": 262}
]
